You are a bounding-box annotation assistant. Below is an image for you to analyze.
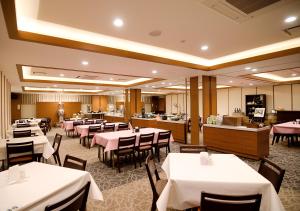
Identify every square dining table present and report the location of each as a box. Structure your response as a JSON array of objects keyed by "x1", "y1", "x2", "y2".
[
  {"x1": 0, "y1": 162, "x2": 103, "y2": 211},
  {"x1": 0, "y1": 135, "x2": 54, "y2": 161},
  {"x1": 157, "y1": 153, "x2": 284, "y2": 211},
  {"x1": 271, "y1": 121, "x2": 300, "y2": 134},
  {"x1": 6, "y1": 126, "x2": 44, "y2": 138}
]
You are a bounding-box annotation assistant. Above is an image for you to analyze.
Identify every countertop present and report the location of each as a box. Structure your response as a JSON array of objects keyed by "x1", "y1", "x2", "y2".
[
  {"x1": 203, "y1": 124, "x2": 270, "y2": 132},
  {"x1": 131, "y1": 117, "x2": 186, "y2": 124}
]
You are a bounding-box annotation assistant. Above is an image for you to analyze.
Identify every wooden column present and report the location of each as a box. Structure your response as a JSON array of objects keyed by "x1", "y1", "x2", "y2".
[
  {"x1": 190, "y1": 76, "x2": 199, "y2": 145},
  {"x1": 202, "y1": 76, "x2": 217, "y2": 123},
  {"x1": 124, "y1": 89, "x2": 130, "y2": 121},
  {"x1": 125, "y1": 89, "x2": 142, "y2": 118}
]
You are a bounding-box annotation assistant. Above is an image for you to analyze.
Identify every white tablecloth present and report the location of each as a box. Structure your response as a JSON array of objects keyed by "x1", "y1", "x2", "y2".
[
  {"x1": 7, "y1": 126, "x2": 44, "y2": 138},
  {"x1": 157, "y1": 153, "x2": 284, "y2": 211},
  {"x1": 0, "y1": 136, "x2": 54, "y2": 160},
  {"x1": 0, "y1": 162, "x2": 103, "y2": 211},
  {"x1": 91, "y1": 128, "x2": 174, "y2": 152}
]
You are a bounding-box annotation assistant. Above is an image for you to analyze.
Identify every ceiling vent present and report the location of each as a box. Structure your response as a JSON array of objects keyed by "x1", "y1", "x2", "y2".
[
  {"x1": 202, "y1": 0, "x2": 283, "y2": 23},
  {"x1": 283, "y1": 25, "x2": 300, "y2": 37},
  {"x1": 75, "y1": 75, "x2": 98, "y2": 80}
]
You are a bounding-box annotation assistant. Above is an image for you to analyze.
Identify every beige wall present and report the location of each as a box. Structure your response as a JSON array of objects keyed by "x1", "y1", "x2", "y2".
[
  {"x1": 0, "y1": 71, "x2": 11, "y2": 138},
  {"x1": 166, "y1": 83, "x2": 300, "y2": 118}
]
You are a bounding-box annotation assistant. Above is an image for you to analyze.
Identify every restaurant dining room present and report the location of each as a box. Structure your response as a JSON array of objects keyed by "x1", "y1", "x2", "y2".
[{"x1": 0, "y1": 0, "x2": 300, "y2": 210}]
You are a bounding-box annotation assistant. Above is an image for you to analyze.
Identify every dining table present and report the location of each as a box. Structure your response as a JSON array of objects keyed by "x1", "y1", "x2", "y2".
[
  {"x1": 271, "y1": 121, "x2": 300, "y2": 134},
  {"x1": 0, "y1": 162, "x2": 103, "y2": 211},
  {"x1": 0, "y1": 135, "x2": 54, "y2": 161},
  {"x1": 156, "y1": 153, "x2": 284, "y2": 211},
  {"x1": 75, "y1": 122, "x2": 133, "y2": 139},
  {"x1": 91, "y1": 127, "x2": 174, "y2": 152},
  {"x1": 6, "y1": 126, "x2": 44, "y2": 138}
]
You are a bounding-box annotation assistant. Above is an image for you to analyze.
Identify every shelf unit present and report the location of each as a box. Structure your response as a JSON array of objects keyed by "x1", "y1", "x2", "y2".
[{"x1": 245, "y1": 94, "x2": 266, "y2": 119}]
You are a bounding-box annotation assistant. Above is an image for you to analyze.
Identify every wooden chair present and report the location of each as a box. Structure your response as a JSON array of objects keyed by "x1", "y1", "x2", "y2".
[
  {"x1": 95, "y1": 119, "x2": 104, "y2": 124},
  {"x1": 52, "y1": 133, "x2": 63, "y2": 166},
  {"x1": 145, "y1": 154, "x2": 168, "y2": 211},
  {"x1": 258, "y1": 158, "x2": 285, "y2": 193},
  {"x1": 180, "y1": 145, "x2": 208, "y2": 153},
  {"x1": 6, "y1": 141, "x2": 34, "y2": 167},
  {"x1": 115, "y1": 135, "x2": 136, "y2": 173},
  {"x1": 63, "y1": 154, "x2": 87, "y2": 171},
  {"x1": 84, "y1": 120, "x2": 94, "y2": 125},
  {"x1": 13, "y1": 130, "x2": 32, "y2": 138},
  {"x1": 45, "y1": 181, "x2": 90, "y2": 211},
  {"x1": 86, "y1": 125, "x2": 101, "y2": 148},
  {"x1": 103, "y1": 124, "x2": 115, "y2": 132},
  {"x1": 136, "y1": 133, "x2": 155, "y2": 167},
  {"x1": 16, "y1": 123, "x2": 31, "y2": 128},
  {"x1": 118, "y1": 123, "x2": 129, "y2": 131},
  {"x1": 200, "y1": 191, "x2": 262, "y2": 211},
  {"x1": 70, "y1": 121, "x2": 83, "y2": 137},
  {"x1": 155, "y1": 131, "x2": 171, "y2": 162}
]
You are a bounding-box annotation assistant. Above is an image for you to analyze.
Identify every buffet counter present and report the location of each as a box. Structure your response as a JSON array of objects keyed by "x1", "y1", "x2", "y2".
[
  {"x1": 84, "y1": 112, "x2": 105, "y2": 119},
  {"x1": 203, "y1": 124, "x2": 270, "y2": 160},
  {"x1": 131, "y1": 117, "x2": 186, "y2": 143},
  {"x1": 104, "y1": 113, "x2": 125, "y2": 123}
]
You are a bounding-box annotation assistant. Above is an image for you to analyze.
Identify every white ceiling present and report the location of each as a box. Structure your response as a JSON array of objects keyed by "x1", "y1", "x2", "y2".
[{"x1": 0, "y1": 0, "x2": 300, "y2": 94}]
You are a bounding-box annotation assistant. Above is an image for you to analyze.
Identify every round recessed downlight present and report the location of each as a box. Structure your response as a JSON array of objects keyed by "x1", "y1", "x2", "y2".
[
  {"x1": 292, "y1": 73, "x2": 297, "y2": 77},
  {"x1": 201, "y1": 45, "x2": 209, "y2": 51},
  {"x1": 109, "y1": 78, "x2": 114, "y2": 81},
  {"x1": 285, "y1": 16, "x2": 297, "y2": 23},
  {"x1": 152, "y1": 70, "x2": 158, "y2": 74},
  {"x1": 229, "y1": 80, "x2": 233, "y2": 83},
  {"x1": 59, "y1": 74, "x2": 64, "y2": 77},
  {"x1": 245, "y1": 67, "x2": 251, "y2": 70},
  {"x1": 249, "y1": 83, "x2": 253, "y2": 86},
  {"x1": 251, "y1": 68, "x2": 257, "y2": 72},
  {"x1": 81, "y1": 61, "x2": 89, "y2": 66},
  {"x1": 113, "y1": 18, "x2": 124, "y2": 27},
  {"x1": 161, "y1": 82, "x2": 165, "y2": 85}
]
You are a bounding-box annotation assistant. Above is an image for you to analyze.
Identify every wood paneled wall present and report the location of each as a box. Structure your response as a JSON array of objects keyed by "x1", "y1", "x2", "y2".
[
  {"x1": 92, "y1": 95, "x2": 108, "y2": 112},
  {"x1": 0, "y1": 71, "x2": 11, "y2": 138},
  {"x1": 36, "y1": 102, "x2": 81, "y2": 125},
  {"x1": 11, "y1": 93, "x2": 21, "y2": 122},
  {"x1": 22, "y1": 93, "x2": 91, "y2": 104}
]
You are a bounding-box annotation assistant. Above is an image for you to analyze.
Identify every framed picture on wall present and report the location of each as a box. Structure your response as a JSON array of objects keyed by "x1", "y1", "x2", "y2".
[{"x1": 254, "y1": 108, "x2": 265, "y2": 118}]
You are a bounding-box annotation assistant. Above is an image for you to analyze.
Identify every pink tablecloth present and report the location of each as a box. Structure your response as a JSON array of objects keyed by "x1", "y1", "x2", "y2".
[
  {"x1": 62, "y1": 121, "x2": 74, "y2": 130},
  {"x1": 91, "y1": 128, "x2": 174, "y2": 152},
  {"x1": 271, "y1": 122, "x2": 300, "y2": 134},
  {"x1": 75, "y1": 122, "x2": 133, "y2": 138}
]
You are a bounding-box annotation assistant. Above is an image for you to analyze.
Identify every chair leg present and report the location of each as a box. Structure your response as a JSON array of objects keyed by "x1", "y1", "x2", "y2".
[
  {"x1": 53, "y1": 154, "x2": 57, "y2": 164},
  {"x1": 138, "y1": 150, "x2": 142, "y2": 167},
  {"x1": 157, "y1": 147, "x2": 160, "y2": 162},
  {"x1": 117, "y1": 154, "x2": 120, "y2": 173},
  {"x1": 56, "y1": 153, "x2": 61, "y2": 166},
  {"x1": 151, "y1": 199, "x2": 156, "y2": 211},
  {"x1": 133, "y1": 151, "x2": 136, "y2": 169},
  {"x1": 272, "y1": 134, "x2": 276, "y2": 145}
]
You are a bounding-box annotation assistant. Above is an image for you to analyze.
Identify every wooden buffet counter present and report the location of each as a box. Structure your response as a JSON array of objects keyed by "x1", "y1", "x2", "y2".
[
  {"x1": 104, "y1": 114, "x2": 125, "y2": 123},
  {"x1": 131, "y1": 118, "x2": 186, "y2": 143},
  {"x1": 203, "y1": 124, "x2": 270, "y2": 160}
]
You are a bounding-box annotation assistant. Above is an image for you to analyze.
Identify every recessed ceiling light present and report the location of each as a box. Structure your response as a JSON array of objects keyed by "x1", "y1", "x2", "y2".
[
  {"x1": 109, "y1": 77, "x2": 114, "y2": 81},
  {"x1": 81, "y1": 61, "x2": 89, "y2": 66},
  {"x1": 152, "y1": 86, "x2": 156, "y2": 88},
  {"x1": 53, "y1": 85, "x2": 58, "y2": 87},
  {"x1": 291, "y1": 73, "x2": 297, "y2": 77},
  {"x1": 59, "y1": 73, "x2": 64, "y2": 77},
  {"x1": 145, "y1": 85, "x2": 149, "y2": 88},
  {"x1": 249, "y1": 83, "x2": 253, "y2": 86},
  {"x1": 245, "y1": 67, "x2": 251, "y2": 70},
  {"x1": 152, "y1": 70, "x2": 158, "y2": 74},
  {"x1": 251, "y1": 68, "x2": 257, "y2": 72},
  {"x1": 113, "y1": 18, "x2": 124, "y2": 27},
  {"x1": 229, "y1": 80, "x2": 233, "y2": 83},
  {"x1": 161, "y1": 82, "x2": 165, "y2": 85},
  {"x1": 201, "y1": 45, "x2": 209, "y2": 51},
  {"x1": 169, "y1": 83, "x2": 172, "y2": 85},
  {"x1": 284, "y1": 16, "x2": 297, "y2": 23}
]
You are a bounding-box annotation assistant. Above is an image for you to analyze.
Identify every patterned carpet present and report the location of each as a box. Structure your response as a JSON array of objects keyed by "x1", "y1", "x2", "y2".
[{"x1": 46, "y1": 128, "x2": 300, "y2": 211}]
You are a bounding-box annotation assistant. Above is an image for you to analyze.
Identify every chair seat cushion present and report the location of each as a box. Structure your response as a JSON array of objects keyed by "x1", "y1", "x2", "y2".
[{"x1": 155, "y1": 179, "x2": 168, "y2": 195}]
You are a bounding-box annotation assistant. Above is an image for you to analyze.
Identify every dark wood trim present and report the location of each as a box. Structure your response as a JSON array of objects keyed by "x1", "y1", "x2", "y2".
[
  {"x1": 2, "y1": 0, "x2": 300, "y2": 71},
  {"x1": 190, "y1": 76, "x2": 199, "y2": 145}
]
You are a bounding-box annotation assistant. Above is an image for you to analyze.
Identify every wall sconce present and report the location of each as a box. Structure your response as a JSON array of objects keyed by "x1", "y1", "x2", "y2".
[{"x1": 17, "y1": 104, "x2": 21, "y2": 110}]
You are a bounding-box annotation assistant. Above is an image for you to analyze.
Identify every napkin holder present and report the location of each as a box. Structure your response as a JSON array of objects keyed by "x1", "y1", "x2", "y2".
[{"x1": 134, "y1": 127, "x2": 140, "y2": 133}]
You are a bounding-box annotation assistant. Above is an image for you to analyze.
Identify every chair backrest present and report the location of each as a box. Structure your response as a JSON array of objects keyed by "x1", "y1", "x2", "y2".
[
  {"x1": 258, "y1": 158, "x2": 285, "y2": 193},
  {"x1": 95, "y1": 119, "x2": 103, "y2": 124},
  {"x1": 180, "y1": 145, "x2": 208, "y2": 153},
  {"x1": 63, "y1": 154, "x2": 87, "y2": 171},
  {"x1": 200, "y1": 191, "x2": 262, "y2": 211},
  {"x1": 157, "y1": 131, "x2": 171, "y2": 143},
  {"x1": 6, "y1": 141, "x2": 34, "y2": 166},
  {"x1": 145, "y1": 155, "x2": 161, "y2": 199},
  {"x1": 118, "y1": 123, "x2": 129, "y2": 131},
  {"x1": 45, "y1": 181, "x2": 90, "y2": 211},
  {"x1": 84, "y1": 120, "x2": 94, "y2": 125},
  {"x1": 73, "y1": 121, "x2": 83, "y2": 127},
  {"x1": 139, "y1": 133, "x2": 155, "y2": 146},
  {"x1": 103, "y1": 124, "x2": 115, "y2": 132},
  {"x1": 13, "y1": 130, "x2": 32, "y2": 138},
  {"x1": 52, "y1": 133, "x2": 63, "y2": 151},
  {"x1": 16, "y1": 123, "x2": 31, "y2": 128},
  {"x1": 118, "y1": 135, "x2": 136, "y2": 150},
  {"x1": 18, "y1": 119, "x2": 26, "y2": 123},
  {"x1": 88, "y1": 125, "x2": 101, "y2": 133}
]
